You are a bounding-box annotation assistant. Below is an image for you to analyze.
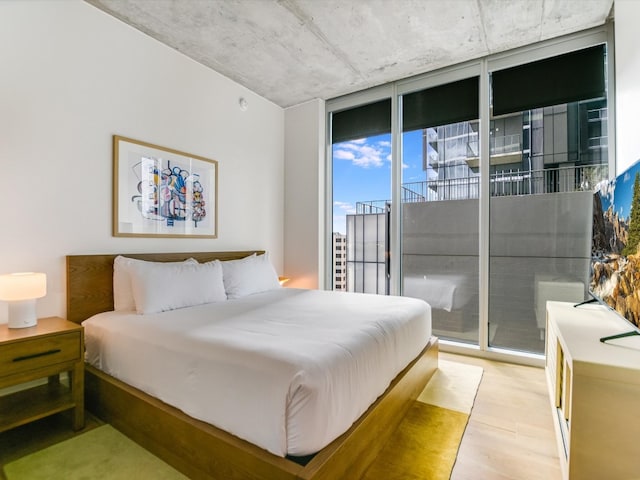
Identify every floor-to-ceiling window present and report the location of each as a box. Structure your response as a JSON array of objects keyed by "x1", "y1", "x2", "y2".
[
  {"x1": 326, "y1": 26, "x2": 612, "y2": 360},
  {"x1": 330, "y1": 97, "x2": 391, "y2": 293},
  {"x1": 487, "y1": 44, "x2": 609, "y2": 354},
  {"x1": 400, "y1": 75, "x2": 481, "y2": 345}
]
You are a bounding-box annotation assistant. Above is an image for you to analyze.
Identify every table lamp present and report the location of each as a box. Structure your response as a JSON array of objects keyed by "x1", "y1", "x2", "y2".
[{"x1": 0, "y1": 272, "x2": 47, "y2": 328}]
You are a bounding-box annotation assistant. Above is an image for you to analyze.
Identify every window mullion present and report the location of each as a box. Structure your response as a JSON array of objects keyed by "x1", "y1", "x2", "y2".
[
  {"x1": 390, "y1": 83, "x2": 401, "y2": 296},
  {"x1": 479, "y1": 59, "x2": 491, "y2": 352}
]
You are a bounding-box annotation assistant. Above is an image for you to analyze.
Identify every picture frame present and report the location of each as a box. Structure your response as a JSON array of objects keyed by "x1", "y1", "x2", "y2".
[{"x1": 113, "y1": 135, "x2": 218, "y2": 238}]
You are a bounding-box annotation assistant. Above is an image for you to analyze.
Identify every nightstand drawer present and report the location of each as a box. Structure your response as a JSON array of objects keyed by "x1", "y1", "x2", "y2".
[{"x1": 0, "y1": 332, "x2": 81, "y2": 378}]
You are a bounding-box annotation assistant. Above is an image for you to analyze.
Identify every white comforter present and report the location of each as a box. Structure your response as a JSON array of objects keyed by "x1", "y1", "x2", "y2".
[{"x1": 83, "y1": 288, "x2": 431, "y2": 457}]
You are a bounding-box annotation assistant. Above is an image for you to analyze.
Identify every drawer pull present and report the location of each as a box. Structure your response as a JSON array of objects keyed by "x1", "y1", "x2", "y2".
[{"x1": 12, "y1": 349, "x2": 62, "y2": 362}]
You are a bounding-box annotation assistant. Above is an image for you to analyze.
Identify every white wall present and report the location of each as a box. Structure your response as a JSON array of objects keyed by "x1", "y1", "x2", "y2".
[
  {"x1": 283, "y1": 99, "x2": 325, "y2": 289},
  {"x1": 614, "y1": 0, "x2": 640, "y2": 173},
  {"x1": 0, "y1": 0, "x2": 284, "y2": 322}
]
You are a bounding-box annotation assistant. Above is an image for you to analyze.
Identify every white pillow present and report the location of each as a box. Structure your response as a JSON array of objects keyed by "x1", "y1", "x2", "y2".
[
  {"x1": 113, "y1": 256, "x2": 197, "y2": 312},
  {"x1": 128, "y1": 259, "x2": 226, "y2": 315},
  {"x1": 222, "y1": 253, "x2": 281, "y2": 299}
]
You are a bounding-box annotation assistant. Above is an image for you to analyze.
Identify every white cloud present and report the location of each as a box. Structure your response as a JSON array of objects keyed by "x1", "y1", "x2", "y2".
[
  {"x1": 333, "y1": 139, "x2": 389, "y2": 169},
  {"x1": 333, "y1": 149, "x2": 355, "y2": 160},
  {"x1": 334, "y1": 200, "x2": 356, "y2": 215}
]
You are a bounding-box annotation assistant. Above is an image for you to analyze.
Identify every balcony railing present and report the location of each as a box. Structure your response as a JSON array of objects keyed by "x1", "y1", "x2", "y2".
[
  {"x1": 356, "y1": 164, "x2": 608, "y2": 209},
  {"x1": 355, "y1": 200, "x2": 387, "y2": 214},
  {"x1": 410, "y1": 163, "x2": 607, "y2": 201}
]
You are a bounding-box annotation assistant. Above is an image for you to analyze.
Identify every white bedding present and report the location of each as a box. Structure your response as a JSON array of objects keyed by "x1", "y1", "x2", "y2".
[{"x1": 83, "y1": 288, "x2": 431, "y2": 457}]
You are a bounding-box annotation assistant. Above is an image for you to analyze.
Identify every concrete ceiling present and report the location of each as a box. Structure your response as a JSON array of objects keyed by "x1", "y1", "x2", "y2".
[{"x1": 86, "y1": 0, "x2": 614, "y2": 108}]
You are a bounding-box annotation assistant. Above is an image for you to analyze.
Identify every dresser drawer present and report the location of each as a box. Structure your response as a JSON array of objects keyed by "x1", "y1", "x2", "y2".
[{"x1": 0, "y1": 332, "x2": 81, "y2": 378}]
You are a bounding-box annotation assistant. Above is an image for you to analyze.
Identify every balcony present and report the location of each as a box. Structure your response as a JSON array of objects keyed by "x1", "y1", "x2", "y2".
[
  {"x1": 401, "y1": 163, "x2": 607, "y2": 202},
  {"x1": 346, "y1": 162, "x2": 606, "y2": 354}
]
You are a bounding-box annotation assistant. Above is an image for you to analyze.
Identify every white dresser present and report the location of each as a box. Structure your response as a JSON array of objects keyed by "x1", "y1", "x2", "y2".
[{"x1": 545, "y1": 301, "x2": 640, "y2": 479}]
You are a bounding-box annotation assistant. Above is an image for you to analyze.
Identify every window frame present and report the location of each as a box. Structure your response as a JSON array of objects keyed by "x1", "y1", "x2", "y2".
[{"x1": 324, "y1": 24, "x2": 614, "y2": 364}]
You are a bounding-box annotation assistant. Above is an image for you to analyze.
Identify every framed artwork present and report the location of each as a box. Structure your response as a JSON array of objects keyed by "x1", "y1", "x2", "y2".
[{"x1": 113, "y1": 135, "x2": 218, "y2": 238}]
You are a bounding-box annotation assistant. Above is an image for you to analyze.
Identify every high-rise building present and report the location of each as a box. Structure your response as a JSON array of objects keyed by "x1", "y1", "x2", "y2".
[{"x1": 332, "y1": 233, "x2": 347, "y2": 290}]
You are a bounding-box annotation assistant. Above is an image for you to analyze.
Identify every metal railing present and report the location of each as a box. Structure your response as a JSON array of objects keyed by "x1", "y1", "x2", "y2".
[
  {"x1": 354, "y1": 164, "x2": 608, "y2": 211},
  {"x1": 400, "y1": 163, "x2": 608, "y2": 202},
  {"x1": 356, "y1": 200, "x2": 388, "y2": 214},
  {"x1": 356, "y1": 184, "x2": 431, "y2": 212}
]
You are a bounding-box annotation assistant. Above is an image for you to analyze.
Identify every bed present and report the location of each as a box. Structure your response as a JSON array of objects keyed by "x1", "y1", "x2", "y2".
[{"x1": 66, "y1": 251, "x2": 438, "y2": 480}]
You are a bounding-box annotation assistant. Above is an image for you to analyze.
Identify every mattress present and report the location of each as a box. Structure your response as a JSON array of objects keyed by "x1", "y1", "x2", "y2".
[{"x1": 82, "y1": 288, "x2": 431, "y2": 457}]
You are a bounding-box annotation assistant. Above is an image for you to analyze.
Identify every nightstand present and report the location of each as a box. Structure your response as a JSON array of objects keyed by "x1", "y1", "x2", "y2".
[{"x1": 0, "y1": 317, "x2": 84, "y2": 432}]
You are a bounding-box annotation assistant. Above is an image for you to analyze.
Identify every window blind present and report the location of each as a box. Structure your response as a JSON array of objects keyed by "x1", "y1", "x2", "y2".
[
  {"x1": 402, "y1": 77, "x2": 479, "y2": 131},
  {"x1": 492, "y1": 44, "x2": 605, "y2": 116},
  {"x1": 331, "y1": 99, "x2": 391, "y2": 144}
]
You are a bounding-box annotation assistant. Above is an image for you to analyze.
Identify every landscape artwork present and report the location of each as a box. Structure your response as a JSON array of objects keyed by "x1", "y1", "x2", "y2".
[{"x1": 591, "y1": 160, "x2": 640, "y2": 327}]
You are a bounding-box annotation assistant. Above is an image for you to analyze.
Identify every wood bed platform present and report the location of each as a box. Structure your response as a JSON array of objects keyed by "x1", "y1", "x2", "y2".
[{"x1": 66, "y1": 251, "x2": 438, "y2": 480}]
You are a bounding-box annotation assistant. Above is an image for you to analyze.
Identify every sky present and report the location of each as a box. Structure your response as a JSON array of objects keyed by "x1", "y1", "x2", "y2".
[
  {"x1": 599, "y1": 159, "x2": 640, "y2": 221},
  {"x1": 332, "y1": 130, "x2": 426, "y2": 234}
]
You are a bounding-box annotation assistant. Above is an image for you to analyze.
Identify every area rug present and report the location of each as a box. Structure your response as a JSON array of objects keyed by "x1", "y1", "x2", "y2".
[
  {"x1": 361, "y1": 359, "x2": 483, "y2": 480},
  {"x1": 3, "y1": 424, "x2": 187, "y2": 480}
]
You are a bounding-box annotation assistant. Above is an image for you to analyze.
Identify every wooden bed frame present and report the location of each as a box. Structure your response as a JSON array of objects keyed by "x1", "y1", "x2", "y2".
[{"x1": 66, "y1": 251, "x2": 438, "y2": 480}]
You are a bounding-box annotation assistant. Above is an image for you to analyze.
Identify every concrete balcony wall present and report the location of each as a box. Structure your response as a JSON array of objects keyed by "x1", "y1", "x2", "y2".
[
  {"x1": 489, "y1": 192, "x2": 592, "y2": 258},
  {"x1": 402, "y1": 191, "x2": 592, "y2": 353}
]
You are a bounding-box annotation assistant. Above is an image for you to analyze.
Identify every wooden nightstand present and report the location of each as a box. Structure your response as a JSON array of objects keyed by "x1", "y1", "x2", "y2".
[{"x1": 0, "y1": 317, "x2": 84, "y2": 432}]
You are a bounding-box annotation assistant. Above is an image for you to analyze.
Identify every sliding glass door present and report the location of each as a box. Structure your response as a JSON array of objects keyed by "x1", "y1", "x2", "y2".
[
  {"x1": 400, "y1": 76, "x2": 481, "y2": 345},
  {"x1": 326, "y1": 27, "x2": 612, "y2": 359},
  {"x1": 487, "y1": 44, "x2": 609, "y2": 353}
]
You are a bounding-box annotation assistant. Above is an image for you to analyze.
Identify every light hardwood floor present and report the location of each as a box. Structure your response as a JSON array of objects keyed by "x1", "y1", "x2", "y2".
[{"x1": 443, "y1": 351, "x2": 562, "y2": 480}]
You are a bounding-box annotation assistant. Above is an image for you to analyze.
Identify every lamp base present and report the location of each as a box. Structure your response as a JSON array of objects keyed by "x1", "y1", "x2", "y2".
[{"x1": 7, "y1": 300, "x2": 38, "y2": 329}]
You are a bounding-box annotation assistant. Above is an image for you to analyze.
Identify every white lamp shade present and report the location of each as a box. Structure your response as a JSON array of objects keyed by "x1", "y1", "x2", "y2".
[{"x1": 0, "y1": 272, "x2": 47, "y2": 301}]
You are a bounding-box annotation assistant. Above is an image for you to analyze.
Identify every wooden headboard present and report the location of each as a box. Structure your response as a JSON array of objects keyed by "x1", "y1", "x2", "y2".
[{"x1": 66, "y1": 251, "x2": 263, "y2": 324}]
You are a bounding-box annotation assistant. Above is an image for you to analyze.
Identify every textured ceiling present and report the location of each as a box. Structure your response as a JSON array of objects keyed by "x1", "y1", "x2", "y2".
[{"x1": 86, "y1": 0, "x2": 614, "y2": 108}]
